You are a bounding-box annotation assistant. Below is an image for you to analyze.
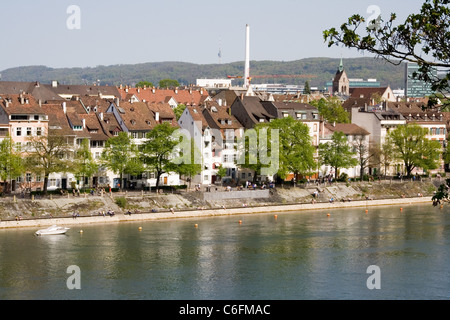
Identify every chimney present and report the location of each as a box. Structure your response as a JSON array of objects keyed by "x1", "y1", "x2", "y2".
[
  {"x1": 155, "y1": 112, "x2": 160, "y2": 122},
  {"x1": 175, "y1": 87, "x2": 178, "y2": 94},
  {"x1": 218, "y1": 98, "x2": 223, "y2": 106},
  {"x1": 62, "y1": 102, "x2": 67, "y2": 114},
  {"x1": 52, "y1": 80, "x2": 58, "y2": 88},
  {"x1": 82, "y1": 118, "x2": 86, "y2": 129},
  {"x1": 114, "y1": 97, "x2": 120, "y2": 107},
  {"x1": 332, "y1": 121, "x2": 336, "y2": 127},
  {"x1": 20, "y1": 94, "x2": 24, "y2": 105},
  {"x1": 152, "y1": 87, "x2": 156, "y2": 94},
  {"x1": 99, "y1": 112, "x2": 104, "y2": 121},
  {"x1": 38, "y1": 99, "x2": 42, "y2": 108},
  {"x1": 5, "y1": 100, "x2": 9, "y2": 108}
]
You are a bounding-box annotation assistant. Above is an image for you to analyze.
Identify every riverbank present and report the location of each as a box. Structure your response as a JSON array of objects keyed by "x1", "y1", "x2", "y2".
[
  {"x1": 0, "y1": 195, "x2": 432, "y2": 230},
  {"x1": 0, "y1": 180, "x2": 441, "y2": 230}
]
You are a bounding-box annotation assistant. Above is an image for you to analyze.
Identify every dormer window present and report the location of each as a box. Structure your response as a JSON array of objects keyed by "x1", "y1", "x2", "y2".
[
  {"x1": 130, "y1": 120, "x2": 136, "y2": 125},
  {"x1": 73, "y1": 125, "x2": 83, "y2": 131}
]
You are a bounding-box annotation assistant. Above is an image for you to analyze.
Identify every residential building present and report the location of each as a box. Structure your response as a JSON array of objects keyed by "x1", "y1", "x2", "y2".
[{"x1": 319, "y1": 122, "x2": 370, "y2": 178}]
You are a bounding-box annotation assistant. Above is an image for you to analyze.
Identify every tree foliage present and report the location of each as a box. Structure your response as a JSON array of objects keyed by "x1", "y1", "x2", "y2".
[
  {"x1": 0, "y1": 137, "x2": 24, "y2": 193},
  {"x1": 323, "y1": 0, "x2": 450, "y2": 100},
  {"x1": 309, "y1": 97, "x2": 350, "y2": 123},
  {"x1": 24, "y1": 129, "x2": 74, "y2": 194},
  {"x1": 101, "y1": 132, "x2": 143, "y2": 190},
  {"x1": 387, "y1": 123, "x2": 442, "y2": 176},
  {"x1": 319, "y1": 131, "x2": 358, "y2": 179}
]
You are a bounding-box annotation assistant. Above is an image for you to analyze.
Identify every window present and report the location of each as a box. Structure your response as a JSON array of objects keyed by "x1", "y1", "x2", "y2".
[
  {"x1": 313, "y1": 124, "x2": 318, "y2": 132},
  {"x1": 26, "y1": 173, "x2": 32, "y2": 182},
  {"x1": 27, "y1": 127, "x2": 32, "y2": 136},
  {"x1": 16, "y1": 127, "x2": 22, "y2": 137},
  {"x1": 36, "y1": 127, "x2": 42, "y2": 136},
  {"x1": 204, "y1": 175, "x2": 209, "y2": 181},
  {"x1": 15, "y1": 142, "x2": 21, "y2": 152},
  {"x1": 36, "y1": 175, "x2": 41, "y2": 182}
]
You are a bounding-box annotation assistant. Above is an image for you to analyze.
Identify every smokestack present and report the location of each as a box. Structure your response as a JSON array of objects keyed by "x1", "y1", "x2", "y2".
[{"x1": 244, "y1": 24, "x2": 250, "y2": 89}]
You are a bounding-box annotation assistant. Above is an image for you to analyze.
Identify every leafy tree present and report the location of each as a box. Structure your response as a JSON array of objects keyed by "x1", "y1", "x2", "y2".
[
  {"x1": 173, "y1": 104, "x2": 187, "y2": 121},
  {"x1": 73, "y1": 139, "x2": 99, "y2": 189},
  {"x1": 140, "y1": 123, "x2": 180, "y2": 190},
  {"x1": 215, "y1": 165, "x2": 227, "y2": 186},
  {"x1": 319, "y1": 131, "x2": 358, "y2": 180},
  {"x1": 159, "y1": 79, "x2": 180, "y2": 88},
  {"x1": 352, "y1": 136, "x2": 377, "y2": 181},
  {"x1": 24, "y1": 129, "x2": 74, "y2": 195},
  {"x1": 309, "y1": 97, "x2": 350, "y2": 123},
  {"x1": 136, "y1": 81, "x2": 154, "y2": 88},
  {"x1": 387, "y1": 123, "x2": 442, "y2": 176},
  {"x1": 171, "y1": 136, "x2": 202, "y2": 189},
  {"x1": 238, "y1": 117, "x2": 316, "y2": 182},
  {"x1": 304, "y1": 81, "x2": 311, "y2": 94},
  {"x1": 0, "y1": 137, "x2": 24, "y2": 194},
  {"x1": 323, "y1": 0, "x2": 450, "y2": 101},
  {"x1": 101, "y1": 132, "x2": 143, "y2": 191}
]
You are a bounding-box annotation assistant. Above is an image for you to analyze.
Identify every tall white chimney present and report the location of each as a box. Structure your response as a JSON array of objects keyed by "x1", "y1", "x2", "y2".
[{"x1": 244, "y1": 24, "x2": 250, "y2": 89}]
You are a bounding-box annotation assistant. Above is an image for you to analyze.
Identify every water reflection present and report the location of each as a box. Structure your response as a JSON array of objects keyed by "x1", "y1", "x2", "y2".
[{"x1": 0, "y1": 204, "x2": 449, "y2": 299}]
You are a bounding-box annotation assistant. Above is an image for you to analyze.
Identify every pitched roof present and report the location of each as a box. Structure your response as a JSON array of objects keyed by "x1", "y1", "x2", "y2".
[
  {"x1": 118, "y1": 87, "x2": 209, "y2": 106},
  {"x1": 43, "y1": 83, "x2": 120, "y2": 98},
  {"x1": 349, "y1": 87, "x2": 389, "y2": 99},
  {"x1": 119, "y1": 101, "x2": 155, "y2": 131},
  {"x1": 0, "y1": 81, "x2": 63, "y2": 102},
  {"x1": 0, "y1": 94, "x2": 46, "y2": 115},
  {"x1": 203, "y1": 103, "x2": 242, "y2": 130},
  {"x1": 324, "y1": 123, "x2": 370, "y2": 136}
]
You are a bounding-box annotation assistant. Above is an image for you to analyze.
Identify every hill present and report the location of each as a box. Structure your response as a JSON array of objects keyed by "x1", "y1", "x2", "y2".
[{"x1": 0, "y1": 57, "x2": 405, "y2": 89}]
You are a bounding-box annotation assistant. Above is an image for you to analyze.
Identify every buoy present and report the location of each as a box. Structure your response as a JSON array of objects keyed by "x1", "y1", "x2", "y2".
[
  {"x1": 194, "y1": 224, "x2": 198, "y2": 228},
  {"x1": 238, "y1": 220, "x2": 242, "y2": 224},
  {"x1": 79, "y1": 230, "x2": 83, "y2": 233},
  {"x1": 365, "y1": 209, "x2": 368, "y2": 213},
  {"x1": 274, "y1": 215, "x2": 278, "y2": 219},
  {"x1": 400, "y1": 208, "x2": 403, "y2": 212},
  {"x1": 327, "y1": 213, "x2": 330, "y2": 217},
  {"x1": 138, "y1": 227, "x2": 142, "y2": 231}
]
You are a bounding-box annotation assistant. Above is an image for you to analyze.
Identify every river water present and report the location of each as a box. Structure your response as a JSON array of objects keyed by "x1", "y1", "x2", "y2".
[{"x1": 0, "y1": 204, "x2": 449, "y2": 300}]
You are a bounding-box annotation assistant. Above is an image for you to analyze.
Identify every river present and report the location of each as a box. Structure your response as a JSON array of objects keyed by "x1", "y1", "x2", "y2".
[{"x1": 0, "y1": 204, "x2": 449, "y2": 300}]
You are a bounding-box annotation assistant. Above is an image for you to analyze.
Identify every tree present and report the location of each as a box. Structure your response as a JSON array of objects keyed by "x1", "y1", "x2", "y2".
[
  {"x1": 136, "y1": 81, "x2": 154, "y2": 88},
  {"x1": 173, "y1": 104, "x2": 187, "y2": 121},
  {"x1": 101, "y1": 132, "x2": 143, "y2": 191},
  {"x1": 323, "y1": 0, "x2": 450, "y2": 100},
  {"x1": 387, "y1": 123, "x2": 442, "y2": 176},
  {"x1": 0, "y1": 137, "x2": 24, "y2": 194},
  {"x1": 171, "y1": 137, "x2": 202, "y2": 189},
  {"x1": 140, "y1": 123, "x2": 180, "y2": 190},
  {"x1": 319, "y1": 131, "x2": 358, "y2": 180},
  {"x1": 159, "y1": 79, "x2": 180, "y2": 88},
  {"x1": 352, "y1": 136, "x2": 376, "y2": 181},
  {"x1": 24, "y1": 129, "x2": 74, "y2": 195},
  {"x1": 238, "y1": 117, "x2": 316, "y2": 183},
  {"x1": 215, "y1": 165, "x2": 227, "y2": 186},
  {"x1": 304, "y1": 81, "x2": 311, "y2": 94},
  {"x1": 73, "y1": 139, "x2": 98, "y2": 189},
  {"x1": 309, "y1": 97, "x2": 350, "y2": 123}
]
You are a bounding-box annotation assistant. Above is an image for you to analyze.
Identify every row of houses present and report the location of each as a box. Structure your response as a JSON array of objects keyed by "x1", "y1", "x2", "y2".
[{"x1": 0, "y1": 73, "x2": 447, "y2": 193}]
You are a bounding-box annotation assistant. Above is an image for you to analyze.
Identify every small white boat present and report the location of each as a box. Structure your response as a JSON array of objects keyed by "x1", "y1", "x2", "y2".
[{"x1": 35, "y1": 225, "x2": 70, "y2": 236}]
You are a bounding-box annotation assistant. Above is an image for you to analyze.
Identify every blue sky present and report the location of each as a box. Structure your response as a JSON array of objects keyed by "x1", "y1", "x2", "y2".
[{"x1": 0, "y1": 0, "x2": 425, "y2": 71}]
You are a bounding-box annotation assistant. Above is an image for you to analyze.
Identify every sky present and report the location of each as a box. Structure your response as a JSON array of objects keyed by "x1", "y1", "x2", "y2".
[{"x1": 0, "y1": 0, "x2": 426, "y2": 71}]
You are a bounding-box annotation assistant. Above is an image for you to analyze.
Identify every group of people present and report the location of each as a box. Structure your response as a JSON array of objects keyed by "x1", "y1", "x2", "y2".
[{"x1": 97, "y1": 210, "x2": 115, "y2": 217}]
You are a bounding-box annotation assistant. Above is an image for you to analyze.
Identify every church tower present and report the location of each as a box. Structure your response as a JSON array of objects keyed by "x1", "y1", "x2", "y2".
[{"x1": 332, "y1": 58, "x2": 349, "y2": 96}]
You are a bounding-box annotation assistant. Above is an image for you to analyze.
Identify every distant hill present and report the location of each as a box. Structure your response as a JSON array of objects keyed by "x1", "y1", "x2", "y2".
[{"x1": 0, "y1": 57, "x2": 405, "y2": 89}]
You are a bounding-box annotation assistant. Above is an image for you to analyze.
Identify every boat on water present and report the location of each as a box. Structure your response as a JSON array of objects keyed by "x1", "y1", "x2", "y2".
[{"x1": 35, "y1": 225, "x2": 70, "y2": 236}]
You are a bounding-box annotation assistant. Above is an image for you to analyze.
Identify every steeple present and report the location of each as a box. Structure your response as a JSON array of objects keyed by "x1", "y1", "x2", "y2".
[{"x1": 338, "y1": 57, "x2": 344, "y2": 73}]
